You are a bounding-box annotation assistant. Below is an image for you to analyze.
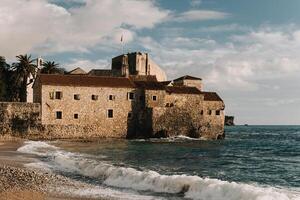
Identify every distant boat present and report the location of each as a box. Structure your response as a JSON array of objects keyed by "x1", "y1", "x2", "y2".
[{"x1": 244, "y1": 124, "x2": 249, "y2": 126}]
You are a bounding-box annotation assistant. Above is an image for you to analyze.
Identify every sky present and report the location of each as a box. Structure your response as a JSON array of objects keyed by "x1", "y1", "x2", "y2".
[{"x1": 1, "y1": 0, "x2": 300, "y2": 125}]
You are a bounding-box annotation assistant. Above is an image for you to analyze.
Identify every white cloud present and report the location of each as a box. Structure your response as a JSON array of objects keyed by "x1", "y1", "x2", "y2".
[
  {"x1": 138, "y1": 26, "x2": 300, "y2": 92},
  {"x1": 172, "y1": 10, "x2": 229, "y2": 22},
  {"x1": 64, "y1": 58, "x2": 110, "y2": 72},
  {"x1": 0, "y1": 0, "x2": 169, "y2": 59},
  {"x1": 190, "y1": 0, "x2": 202, "y2": 7}
]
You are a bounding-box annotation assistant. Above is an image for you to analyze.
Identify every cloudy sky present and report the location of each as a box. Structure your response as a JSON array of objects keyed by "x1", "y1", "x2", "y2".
[{"x1": 1, "y1": 0, "x2": 300, "y2": 125}]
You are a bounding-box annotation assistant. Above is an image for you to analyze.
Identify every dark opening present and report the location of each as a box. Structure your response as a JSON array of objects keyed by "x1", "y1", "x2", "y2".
[
  {"x1": 74, "y1": 113, "x2": 79, "y2": 119},
  {"x1": 208, "y1": 110, "x2": 212, "y2": 115},
  {"x1": 74, "y1": 94, "x2": 80, "y2": 100},
  {"x1": 109, "y1": 95, "x2": 115, "y2": 101},
  {"x1": 55, "y1": 91, "x2": 62, "y2": 99},
  {"x1": 92, "y1": 95, "x2": 98, "y2": 101},
  {"x1": 108, "y1": 109, "x2": 113, "y2": 118},
  {"x1": 128, "y1": 92, "x2": 135, "y2": 100},
  {"x1": 152, "y1": 95, "x2": 157, "y2": 101},
  {"x1": 56, "y1": 111, "x2": 62, "y2": 119},
  {"x1": 216, "y1": 110, "x2": 220, "y2": 115}
]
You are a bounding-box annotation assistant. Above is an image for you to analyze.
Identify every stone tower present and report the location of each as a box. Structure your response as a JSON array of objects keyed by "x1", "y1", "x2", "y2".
[{"x1": 26, "y1": 57, "x2": 43, "y2": 102}]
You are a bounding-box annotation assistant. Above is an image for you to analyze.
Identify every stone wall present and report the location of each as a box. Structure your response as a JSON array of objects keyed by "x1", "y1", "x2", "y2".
[
  {"x1": 36, "y1": 84, "x2": 138, "y2": 138},
  {"x1": 0, "y1": 102, "x2": 41, "y2": 135},
  {"x1": 149, "y1": 93, "x2": 225, "y2": 139}
]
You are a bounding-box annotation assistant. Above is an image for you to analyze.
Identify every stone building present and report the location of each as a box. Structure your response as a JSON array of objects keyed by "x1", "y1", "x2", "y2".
[{"x1": 31, "y1": 52, "x2": 225, "y2": 139}]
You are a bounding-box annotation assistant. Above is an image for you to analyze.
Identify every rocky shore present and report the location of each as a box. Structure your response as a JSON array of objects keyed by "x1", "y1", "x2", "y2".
[{"x1": 0, "y1": 140, "x2": 107, "y2": 200}]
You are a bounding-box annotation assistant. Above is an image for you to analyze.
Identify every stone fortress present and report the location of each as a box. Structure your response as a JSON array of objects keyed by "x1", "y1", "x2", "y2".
[{"x1": 1, "y1": 52, "x2": 225, "y2": 139}]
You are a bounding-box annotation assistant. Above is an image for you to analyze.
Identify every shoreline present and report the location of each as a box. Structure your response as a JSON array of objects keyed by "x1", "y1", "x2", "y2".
[{"x1": 0, "y1": 140, "x2": 106, "y2": 200}]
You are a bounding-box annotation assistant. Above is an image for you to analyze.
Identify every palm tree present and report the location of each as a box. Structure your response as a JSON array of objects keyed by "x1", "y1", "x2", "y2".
[
  {"x1": 11, "y1": 54, "x2": 37, "y2": 102},
  {"x1": 41, "y1": 61, "x2": 65, "y2": 74},
  {"x1": 0, "y1": 56, "x2": 10, "y2": 101}
]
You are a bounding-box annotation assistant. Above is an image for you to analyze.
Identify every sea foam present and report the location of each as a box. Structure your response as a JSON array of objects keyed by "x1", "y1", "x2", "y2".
[{"x1": 18, "y1": 141, "x2": 300, "y2": 200}]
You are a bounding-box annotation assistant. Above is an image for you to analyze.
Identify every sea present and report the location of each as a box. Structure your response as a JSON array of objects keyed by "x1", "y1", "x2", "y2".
[{"x1": 17, "y1": 125, "x2": 300, "y2": 200}]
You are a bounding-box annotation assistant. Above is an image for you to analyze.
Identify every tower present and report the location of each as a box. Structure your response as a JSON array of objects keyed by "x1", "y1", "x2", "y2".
[{"x1": 26, "y1": 57, "x2": 43, "y2": 102}]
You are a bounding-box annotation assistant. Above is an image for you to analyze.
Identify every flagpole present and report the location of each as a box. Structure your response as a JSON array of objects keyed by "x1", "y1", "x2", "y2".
[{"x1": 121, "y1": 34, "x2": 124, "y2": 55}]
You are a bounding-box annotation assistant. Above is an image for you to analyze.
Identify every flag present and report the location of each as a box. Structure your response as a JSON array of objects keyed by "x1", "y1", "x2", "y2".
[{"x1": 120, "y1": 35, "x2": 123, "y2": 42}]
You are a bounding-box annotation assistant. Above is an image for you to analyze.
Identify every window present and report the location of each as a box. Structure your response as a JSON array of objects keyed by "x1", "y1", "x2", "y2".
[
  {"x1": 74, "y1": 94, "x2": 80, "y2": 100},
  {"x1": 55, "y1": 91, "x2": 62, "y2": 99},
  {"x1": 201, "y1": 110, "x2": 204, "y2": 115},
  {"x1": 92, "y1": 95, "x2": 98, "y2": 101},
  {"x1": 128, "y1": 92, "x2": 135, "y2": 100},
  {"x1": 74, "y1": 113, "x2": 79, "y2": 119},
  {"x1": 152, "y1": 95, "x2": 157, "y2": 101},
  {"x1": 128, "y1": 112, "x2": 132, "y2": 119},
  {"x1": 109, "y1": 95, "x2": 115, "y2": 101},
  {"x1": 208, "y1": 110, "x2": 212, "y2": 115},
  {"x1": 107, "y1": 109, "x2": 113, "y2": 118},
  {"x1": 216, "y1": 110, "x2": 221, "y2": 115},
  {"x1": 56, "y1": 111, "x2": 62, "y2": 119}
]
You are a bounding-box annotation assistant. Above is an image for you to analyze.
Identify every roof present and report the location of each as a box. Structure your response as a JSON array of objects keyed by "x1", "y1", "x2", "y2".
[
  {"x1": 129, "y1": 75, "x2": 157, "y2": 82},
  {"x1": 134, "y1": 81, "x2": 166, "y2": 90},
  {"x1": 67, "y1": 67, "x2": 87, "y2": 75},
  {"x1": 88, "y1": 69, "x2": 112, "y2": 76},
  {"x1": 201, "y1": 92, "x2": 223, "y2": 101},
  {"x1": 166, "y1": 86, "x2": 202, "y2": 94},
  {"x1": 37, "y1": 74, "x2": 135, "y2": 88},
  {"x1": 160, "y1": 81, "x2": 172, "y2": 86},
  {"x1": 173, "y1": 75, "x2": 202, "y2": 81}
]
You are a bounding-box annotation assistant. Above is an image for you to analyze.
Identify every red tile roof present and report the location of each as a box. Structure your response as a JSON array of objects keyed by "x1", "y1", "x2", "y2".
[
  {"x1": 201, "y1": 92, "x2": 223, "y2": 101},
  {"x1": 166, "y1": 86, "x2": 202, "y2": 94},
  {"x1": 38, "y1": 74, "x2": 135, "y2": 88},
  {"x1": 134, "y1": 81, "x2": 166, "y2": 90},
  {"x1": 173, "y1": 75, "x2": 202, "y2": 81}
]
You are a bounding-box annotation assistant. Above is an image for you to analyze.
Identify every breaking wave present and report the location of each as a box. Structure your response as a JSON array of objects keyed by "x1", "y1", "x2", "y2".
[{"x1": 18, "y1": 141, "x2": 300, "y2": 200}]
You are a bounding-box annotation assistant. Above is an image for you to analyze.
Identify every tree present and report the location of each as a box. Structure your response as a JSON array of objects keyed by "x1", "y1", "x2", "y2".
[
  {"x1": 41, "y1": 61, "x2": 65, "y2": 74},
  {"x1": 0, "y1": 56, "x2": 10, "y2": 101},
  {"x1": 11, "y1": 54, "x2": 37, "y2": 102}
]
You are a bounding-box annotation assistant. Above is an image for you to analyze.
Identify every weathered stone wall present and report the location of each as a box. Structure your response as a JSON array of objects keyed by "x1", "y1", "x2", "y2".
[
  {"x1": 202, "y1": 100, "x2": 225, "y2": 139},
  {"x1": 150, "y1": 93, "x2": 204, "y2": 138},
  {"x1": 37, "y1": 85, "x2": 137, "y2": 138},
  {"x1": 149, "y1": 93, "x2": 225, "y2": 139},
  {"x1": 0, "y1": 102, "x2": 41, "y2": 135}
]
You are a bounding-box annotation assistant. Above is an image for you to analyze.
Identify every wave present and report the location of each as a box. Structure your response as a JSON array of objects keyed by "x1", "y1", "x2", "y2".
[{"x1": 18, "y1": 141, "x2": 300, "y2": 200}]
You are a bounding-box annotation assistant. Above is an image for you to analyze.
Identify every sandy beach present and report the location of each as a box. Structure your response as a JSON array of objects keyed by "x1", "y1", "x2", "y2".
[{"x1": 0, "y1": 138, "x2": 103, "y2": 200}]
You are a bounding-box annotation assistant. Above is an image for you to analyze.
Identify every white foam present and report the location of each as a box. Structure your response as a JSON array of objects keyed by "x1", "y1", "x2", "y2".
[{"x1": 18, "y1": 141, "x2": 300, "y2": 200}]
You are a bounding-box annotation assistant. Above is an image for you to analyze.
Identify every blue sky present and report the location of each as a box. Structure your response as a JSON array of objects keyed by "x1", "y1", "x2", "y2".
[{"x1": 1, "y1": 0, "x2": 300, "y2": 125}]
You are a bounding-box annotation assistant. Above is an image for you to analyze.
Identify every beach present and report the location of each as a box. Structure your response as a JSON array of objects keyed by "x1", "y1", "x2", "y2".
[{"x1": 0, "y1": 138, "x2": 104, "y2": 200}]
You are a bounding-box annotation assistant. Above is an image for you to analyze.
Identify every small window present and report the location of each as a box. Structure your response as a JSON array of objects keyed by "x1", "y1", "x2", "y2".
[
  {"x1": 128, "y1": 112, "x2": 132, "y2": 119},
  {"x1": 56, "y1": 111, "x2": 62, "y2": 119},
  {"x1": 107, "y1": 109, "x2": 113, "y2": 118},
  {"x1": 92, "y1": 95, "x2": 98, "y2": 101},
  {"x1": 109, "y1": 95, "x2": 115, "y2": 101},
  {"x1": 216, "y1": 110, "x2": 221, "y2": 115},
  {"x1": 165, "y1": 103, "x2": 170, "y2": 107},
  {"x1": 152, "y1": 95, "x2": 157, "y2": 101},
  {"x1": 55, "y1": 91, "x2": 62, "y2": 100},
  {"x1": 208, "y1": 110, "x2": 212, "y2": 115},
  {"x1": 74, "y1": 113, "x2": 79, "y2": 119},
  {"x1": 74, "y1": 94, "x2": 80, "y2": 100},
  {"x1": 201, "y1": 110, "x2": 204, "y2": 115},
  {"x1": 128, "y1": 92, "x2": 135, "y2": 100}
]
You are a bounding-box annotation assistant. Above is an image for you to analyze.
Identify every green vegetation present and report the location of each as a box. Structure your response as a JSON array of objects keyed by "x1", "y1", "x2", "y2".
[
  {"x1": 41, "y1": 61, "x2": 65, "y2": 74},
  {"x1": 0, "y1": 55, "x2": 65, "y2": 102}
]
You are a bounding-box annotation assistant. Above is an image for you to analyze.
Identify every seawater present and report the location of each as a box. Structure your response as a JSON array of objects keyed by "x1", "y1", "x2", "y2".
[{"x1": 17, "y1": 125, "x2": 300, "y2": 200}]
